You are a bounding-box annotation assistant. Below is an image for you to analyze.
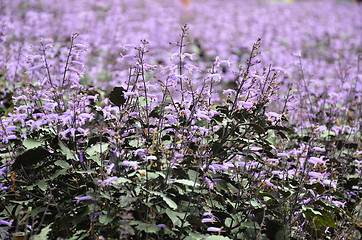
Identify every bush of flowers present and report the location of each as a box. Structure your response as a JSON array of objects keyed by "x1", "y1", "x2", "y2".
[{"x1": 0, "y1": 0, "x2": 361, "y2": 239}]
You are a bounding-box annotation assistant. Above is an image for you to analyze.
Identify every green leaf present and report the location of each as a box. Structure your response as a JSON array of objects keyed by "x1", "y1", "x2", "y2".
[
  {"x1": 225, "y1": 217, "x2": 236, "y2": 228},
  {"x1": 248, "y1": 123, "x2": 266, "y2": 134},
  {"x1": 277, "y1": 131, "x2": 288, "y2": 140},
  {"x1": 75, "y1": 170, "x2": 97, "y2": 174},
  {"x1": 324, "y1": 214, "x2": 337, "y2": 228},
  {"x1": 250, "y1": 199, "x2": 261, "y2": 208},
  {"x1": 86, "y1": 143, "x2": 109, "y2": 155},
  {"x1": 187, "y1": 214, "x2": 206, "y2": 227},
  {"x1": 184, "y1": 233, "x2": 204, "y2": 240},
  {"x1": 149, "y1": 190, "x2": 177, "y2": 210},
  {"x1": 279, "y1": 188, "x2": 293, "y2": 198},
  {"x1": 267, "y1": 125, "x2": 294, "y2": 133},
  {"x1": 305, "y1": 182, "x2": 325, "y2": 194},
  {"x1": 67, "y1": 230, "x2": 87, "y2": 240},
  {"x1": 114, "y1": 177, "x2": 132, "y2": 184},
  {"x1": 99, "y1": 214, "x2": 115, "y2": 225},
  {"x1": 132, "y1": 221, "x2": 160, "y2": 233},
  {"x1": 109, "y1": 86, "x2": 126, "y2": 107},
  {"x1": 100, "y1": 191, "x2": 111, "y2": 200},
  {"x1": 36, "y1": 180, "x2": 47, "y2": 192},
  {"x1": 32, "y1": 223, "x2": 53, "y2": 240},
  {"x1": 240, "y1": 221, "x2": 257, "y2": 229},
  {"x1": 12, "y1": 147, "x2": 51, "y2": 170},
  {"x1": 171, "y1": 179, "x2": 200, "y2": 187},
  {"x1": 188, "y1": 169, "x2": 198, "y2": 181},
  {"x1": 85, "y1": 143, "x2": 109, "y2": 166},
  {"x1": 166, "y1": 209, "x2": 184, "y2": 227},
  {"x1": 129, "y1": 139, "x2": 139, "y2": 147},
  {"x1": 302, "y1": 207, "x2": 323, "y2": 217},
  {"x1": 215, "y1": 180, "x2": 228, "y2": 192},
  {"x1": 23, "y1": 139, "x2": 42, "y2": 149},
  {"x1": 275, "y1": 226, "x2": 291, "y2": 240},
  {"x1": 54, "y1": 160, "x2": 71, "y2": 169},
  {"x1": 59, "y1": 141, "x2": 75, "y2": 160},
  {"x1": 266, "y1": 130, "x2": 277, "y2": 144},
  {"x1": 206, "y1": 236, "x2": 231, "y2": 240}
]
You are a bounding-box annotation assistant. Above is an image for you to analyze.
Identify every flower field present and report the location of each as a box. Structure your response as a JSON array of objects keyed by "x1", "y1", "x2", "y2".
[{"x1": 0, "y1": 0, "x2": 361, "y2": 239}]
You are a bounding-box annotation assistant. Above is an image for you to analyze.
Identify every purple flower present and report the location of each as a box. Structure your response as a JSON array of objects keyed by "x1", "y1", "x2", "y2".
[
  {"x1": 308, "y1": 156, "x2": 328, "y2": 166},
  {"x1": 72, "y1": 60, "x2": 85, "y2": 67},
  {"x1": 194, "y1": 111, "x2": 210, "y2": 122},
  {"x1": 124, "y1": 91, "x2": 138, "y2": 97},
  {"x1": 311, "y1": 147, "x2": 325, "y2": 152},
  {"x1": 262, "y1": 180, "x2": 277, "y2": 188},
  {"x1": 0, "y1": 220, "x2": 13, "y2": 226},
  {"x1": 203, "y1": 211, "x2": 213, "y2": 217},
  {"x1": 102, "y1": 176, "x2": 118, "y2": 185},
  {"x1": 315, "y1": 125, "x2": 327, "y2": 132},
  {"x1": 27, "y1": 54, "x2": 42, "y2": 62},
  {"x1": 74, "y1": 43, "x2": 88, "y2": 49},
  {"x1": 271, "y1": 67, "x2": 286, "y2": 72},
  {"x1": 106, "y1": 163, "x2": 115, "y2": 175},
  {"x1": 146, "y1": 156, "x2": 157, "y2": 161},
  {"x1": 308, "y1": 172, "x2": 325, "y2": 179},
  {"x1": 202, "y1": 217, "x2": 216, "y2": 223},
  {"x1": 68, "y1": 66, "x2": 82, "y2": 75},
  {"x1": 205, "y1": 177, "x2": 214, "y2": 190},
  {"x1": 332, "y1": 200, "x2": 345, "y2": 208},
  {"x1": 4, "y1": 134, "x2": 17, "y2": 142},
  {"x1": 74, "y1": 196, "x2": 92, "y2": 203},
  {"x1": 134, "y1": 149, "x2": 146, "y2": 156},
  {"x1": 277, "y1": 152, "x2": 289, "y2": 157},
  {"x1": 28, "y1": 64, "x2": 43, "y2": 71},
  {"x1": 207, "y1": 227, "x2": 223, "y2": 232},
  {"x1": 249, "y1": 73, "x2": 264, "y2": 81},
  {"x1": 238, "y1": 101, "x2": 253, "y2": 109},
  {"x1": 121, "y1": 160, "x2": 139, "y2": 169},
  {"x1": 250, "y1": 146, "x2": 263, "y2": 151},
  {"x1": 266, "y1": 112, "x2": 282, "y2": 120},
  {"x1": 208, "y1": 73, "x2": 221, "y2": 81},
  {"x1": 0, "y1": 167, "x2": 6, "y2": 176},
  {"x1": 322, "y1": 179, "x2": 337, "y2": 188},
  {"x1": 6, "y1": 126, "x2": 16, "y2": 132}
]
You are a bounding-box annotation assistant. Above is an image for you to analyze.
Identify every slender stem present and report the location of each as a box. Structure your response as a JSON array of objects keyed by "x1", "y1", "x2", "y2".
[{"x1": 61, "y1": 33, "x2": 77, "y2": 88}]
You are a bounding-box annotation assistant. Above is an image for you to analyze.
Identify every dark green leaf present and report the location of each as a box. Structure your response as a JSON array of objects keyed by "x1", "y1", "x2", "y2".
[
  {"x1": 99, "y1": 213, "x2": 115, "y2": 225},
  {"x1": 12, "y1": 147, "x2": 51, "y2": 170},
  {"x1": 109, "y1": 86, "x2": 126, "y2": 107},
  {"x1": 248, "y1": 123, "x2": 265, "y2": 134}
]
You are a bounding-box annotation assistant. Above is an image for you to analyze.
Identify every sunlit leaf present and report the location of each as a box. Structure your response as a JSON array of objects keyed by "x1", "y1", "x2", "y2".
[
  {"x1": 36, "y1": 180, "x2": 47, "y2": 192},
  {"x1": 23, "y1": 139, "x2": 42, "y2": 149}
]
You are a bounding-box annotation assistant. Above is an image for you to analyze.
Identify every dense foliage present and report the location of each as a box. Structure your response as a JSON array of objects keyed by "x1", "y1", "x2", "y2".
[{"x1": 0, "y1": 0, "x2": 361, "y2": 239}]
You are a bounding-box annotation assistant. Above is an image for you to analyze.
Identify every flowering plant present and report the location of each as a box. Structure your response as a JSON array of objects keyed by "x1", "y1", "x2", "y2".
[{"x1": 0, "y1": 1, "x2": 361, "y2": 239}]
